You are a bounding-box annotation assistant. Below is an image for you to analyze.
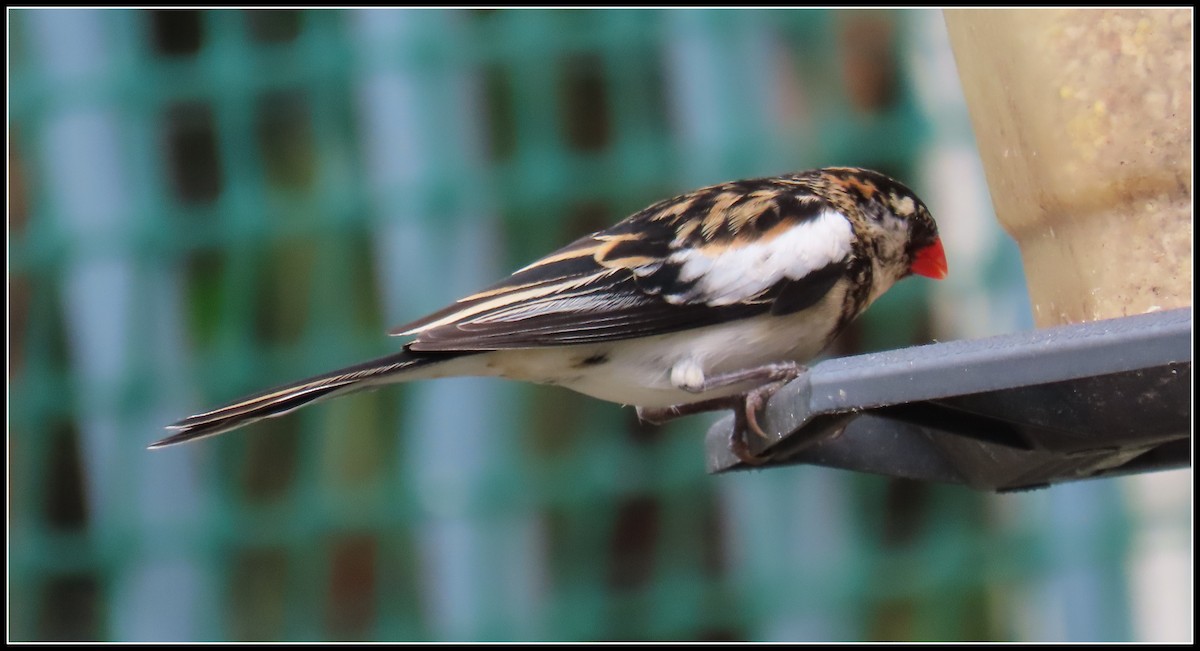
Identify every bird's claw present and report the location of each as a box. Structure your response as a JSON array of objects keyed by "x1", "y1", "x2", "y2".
[
  {"x1": 637, "y1": 366, "x2": 803, "y2": 466},
  {"x1": 729, "y1": 405, "x2": 767, "y2": 466},
  {"x1": 731, "y1": 373, "x2": 801, "y2": 464}
]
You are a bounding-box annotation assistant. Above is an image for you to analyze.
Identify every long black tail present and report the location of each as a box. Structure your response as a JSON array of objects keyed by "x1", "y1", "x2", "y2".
[{"x1": 150, "y1": 350, "x2": 446, "y2": 449}]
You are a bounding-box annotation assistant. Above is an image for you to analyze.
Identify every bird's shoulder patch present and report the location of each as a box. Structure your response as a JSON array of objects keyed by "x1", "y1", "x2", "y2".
[{"x1": 633, "y1": 182, "x2": 856, "y2": 309}]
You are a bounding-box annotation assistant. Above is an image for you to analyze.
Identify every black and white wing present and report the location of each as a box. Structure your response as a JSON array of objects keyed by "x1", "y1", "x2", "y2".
[{"x1": 392, "y1": 175, "x2": 865, "y2": 352}]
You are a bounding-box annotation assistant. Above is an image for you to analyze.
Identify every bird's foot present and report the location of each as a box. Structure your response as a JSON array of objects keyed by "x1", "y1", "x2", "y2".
[{"x1": 637, "y1": 363, "x2": 805, "y2": 465}]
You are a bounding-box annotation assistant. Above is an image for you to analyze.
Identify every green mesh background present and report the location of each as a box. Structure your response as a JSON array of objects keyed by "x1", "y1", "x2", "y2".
[{"x1": 9, "y1": 8, "x2": 1188, "y2": 643}]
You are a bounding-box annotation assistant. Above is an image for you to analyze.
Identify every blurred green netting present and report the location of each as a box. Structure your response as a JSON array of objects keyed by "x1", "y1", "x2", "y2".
[{"x1": 9, "y1": 8, "x2": 1161, "y2": 643}]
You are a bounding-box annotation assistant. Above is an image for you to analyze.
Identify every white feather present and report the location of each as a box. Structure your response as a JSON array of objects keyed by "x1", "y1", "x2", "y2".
[
  {"x1": 668, "y1": 208, "x2": 853, "y2": 306},
  {"x1": 478, "y1": 291, "x2": 646, "y2": 323}
]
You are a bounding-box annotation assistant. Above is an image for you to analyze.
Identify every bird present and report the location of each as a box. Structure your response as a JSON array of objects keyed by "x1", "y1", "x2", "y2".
[{"x1": 152, "y1": 166, "x2": 947, "y2": 464}]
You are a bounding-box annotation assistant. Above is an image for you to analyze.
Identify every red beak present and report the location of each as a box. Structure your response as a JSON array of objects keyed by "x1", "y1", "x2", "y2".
[{"x1": 911, "y1": 237, "x2": 948, "y2": 279}]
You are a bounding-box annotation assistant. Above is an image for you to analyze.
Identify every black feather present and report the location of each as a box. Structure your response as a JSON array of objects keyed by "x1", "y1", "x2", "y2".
[
  {"x1": 770, "y1": 261, "x2": 848, "y2": 316},
  {"x1": 151, "y1": 350, "x2": 444, "y2": 448}
]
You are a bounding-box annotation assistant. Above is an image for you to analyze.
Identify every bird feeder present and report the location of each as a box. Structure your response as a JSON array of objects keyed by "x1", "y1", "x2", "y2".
[
  {"x1": 706, "y1": 9, "x2": 1193, "y2": 489},
  {"x1": 944, "y1": 8, "x2": 1192, "y2": 326}
]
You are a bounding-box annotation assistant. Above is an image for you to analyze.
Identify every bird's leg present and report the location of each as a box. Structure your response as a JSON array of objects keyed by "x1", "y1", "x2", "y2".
[
  {"x1": 688, "y1": 362, "x2": 804, "y2": 438},
  {"x1": 636, "y1": 396, "x2": 743, "y2": 425},
  {"x1": 688, "y1": 362, "x2": 804, "y2": 395},
  {"x1": 637, "y1": 361, "x2": 805, "y2": 465}
]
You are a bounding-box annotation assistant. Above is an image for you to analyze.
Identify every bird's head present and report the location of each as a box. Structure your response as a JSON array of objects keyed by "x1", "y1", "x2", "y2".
[{"x1": 818, "y1": 167, "x2": 947, "y2": 294}]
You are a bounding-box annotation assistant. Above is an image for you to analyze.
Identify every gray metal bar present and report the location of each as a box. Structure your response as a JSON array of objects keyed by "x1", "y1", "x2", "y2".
[{"x1": 706, "y1": 308, "x2": 1192, "y2": 490}]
